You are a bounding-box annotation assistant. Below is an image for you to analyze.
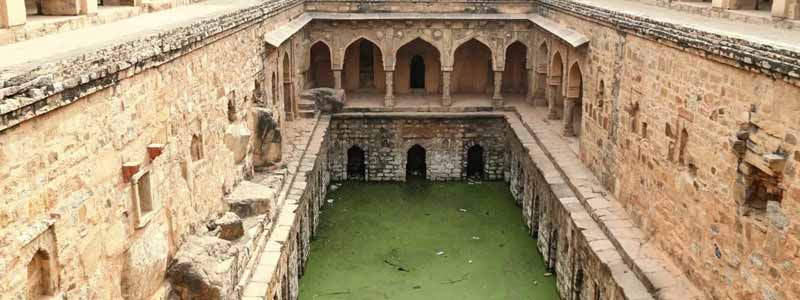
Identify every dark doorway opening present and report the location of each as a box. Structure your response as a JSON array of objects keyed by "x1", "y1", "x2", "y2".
[
  {"x1": 359, "y1": 41, "x2": 375, "y2": 88},
  {"x1": 406, "y1": 144, "x2": 427, "y2": 180},
  {"x1": 466, "y1": 145, "x2": 485, "y2": 179},
  {"x1": 410, "y1": 55, "x2": 426, "y2": 89},
  {"x1": 347, "y1": 146, "x2": 366, "y2": 180}
]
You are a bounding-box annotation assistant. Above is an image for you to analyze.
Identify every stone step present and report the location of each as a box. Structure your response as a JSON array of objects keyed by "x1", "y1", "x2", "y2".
[
  {"x1": 298, "y1": 110, "x2": 316, "y2": 119},
  {"x1": 298, "y1": 100, "x2": 315, "y2": 110},
  {"x1": 224, "y1": 180, "x2": 279, "y2": 218}
]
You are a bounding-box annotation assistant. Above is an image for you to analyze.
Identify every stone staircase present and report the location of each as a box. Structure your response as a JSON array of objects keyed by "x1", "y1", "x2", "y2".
[{"x1": 298, "y1": 99, "x2": 316, "y2": 119}]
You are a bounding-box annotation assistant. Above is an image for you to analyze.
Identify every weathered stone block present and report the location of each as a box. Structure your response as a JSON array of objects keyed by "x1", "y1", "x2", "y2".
[
  {"x1": 225, "y1": 181, "x2": 277, "y2": 218},
  {"x1": 252, "y1": 107, "x2": 282, "y2": 168},
  {"x1": 167, "y1": 236, "x2": 240, "y2": 300},
  {"x1": 224, "y1": 122, "x2": 251, "y2": 164},
  {"x1": 215, "y1": 212, "x2": 244, "y2": 241},
  {"x1": 300, "y1": 88, "x2": 345, "y2": 113},
  {"x1": 121, "y1": 225, "x2": 169, "y2": 300}
]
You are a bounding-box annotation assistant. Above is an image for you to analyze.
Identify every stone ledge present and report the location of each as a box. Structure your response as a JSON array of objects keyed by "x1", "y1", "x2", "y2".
[
  {"x1": 0, "y1": 0, "x2": 303, "y2": 133},
  {"x1": 536, "y1": 0, "x2": 800, "y2": 85}
]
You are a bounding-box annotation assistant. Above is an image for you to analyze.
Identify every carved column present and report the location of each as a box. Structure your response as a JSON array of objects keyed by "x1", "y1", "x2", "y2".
[
  {"x1": 333, "y1": 69, "x2": 343, "y2": 90},
  {"x1": 492, "y1": 70, "x2": 503, "y2": 107},
  {"x1": 563, "y1": 98, "x2": 577, "y2": 136},
  {"x1": 547, "y1": 76, "x2": 562, "y2": 120},
  {"x1": 384, "y1": 70, "x2": 395, "y2": 107},
  {"x1": 527, "y1": 68, "x2": 536, "y2": 103},
  {"x1": 442, "y1": 71, "x2": 452, "y2": 107}
]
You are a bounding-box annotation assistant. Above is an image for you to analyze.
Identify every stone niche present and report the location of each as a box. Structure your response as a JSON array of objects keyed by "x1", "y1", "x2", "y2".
[
  {"x1": 328, "y1": 114, "x2": 508, "y2": 181},
  {"x1": 19, "y1": 220, "x2": 59, "y2": 300}
]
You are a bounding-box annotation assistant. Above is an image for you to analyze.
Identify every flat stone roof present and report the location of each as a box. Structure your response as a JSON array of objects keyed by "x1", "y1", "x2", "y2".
[{"x1": 264, "y1": 12, "x2": 590, "y2": 48}]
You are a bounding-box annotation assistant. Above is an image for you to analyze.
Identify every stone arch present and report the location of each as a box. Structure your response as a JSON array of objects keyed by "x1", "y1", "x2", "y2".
[
  {"x1": 27, "y1": 249, "x2": 54, "y2": 299},
  {"x1": 449, "y1": 36, "x2": 496, "y2": 69},
  {"x1": 395, "y1": 38, "x2": 442, "y2": 94},
  {"x1": 547, "y1": 51, "x2": 565, "y2": 119},
  {"x1": 346, "y1": 145, "x2": 366, "y2": 180},
  {"x1": 342, "y1": 38, "x2": 385, "y2": 92},
  {"x1": 406, "y1": 144, "x2": 427, "y2": 180},
  {"x1": 392, "y1": 35, "x2": 445, "y2": 69},
  {"x1": 565, "y1": 61, "x2": 583, "y2": 137},
  {"x1": 503, "y1": 41, "x2": 528, "y2": 94},
  {"x1": 309, "y1": 41, "x2": 334, "y2": 88},
  {"x1": 338, "y1": 36, "x2": 386, "y2": 69},
  {"x1": 452, "y1": 38, "x2": 494, "y2": 94},
  {"x1": 502, "y1": 38, "x2": 532, "y2": 68}
]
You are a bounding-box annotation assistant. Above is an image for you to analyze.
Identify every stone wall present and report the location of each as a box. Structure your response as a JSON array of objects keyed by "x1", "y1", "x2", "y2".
[
  {"x1": 327, "y1": 113, "x2": 507, "y2": 181},
  {"x1": 0, "y1": 1, "x2": 305, "y2": 299},
  {"x1": 540, "y1": 3, "x2": 800, "y2": 300},
  {"x1": 504, "y1": 113, "x2": 654, "y2": 300}
]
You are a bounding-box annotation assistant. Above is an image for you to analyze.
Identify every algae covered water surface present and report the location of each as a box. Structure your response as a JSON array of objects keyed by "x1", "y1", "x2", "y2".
[{"x1": 298, "y1": 181, "x2": 559, "y2": 300}]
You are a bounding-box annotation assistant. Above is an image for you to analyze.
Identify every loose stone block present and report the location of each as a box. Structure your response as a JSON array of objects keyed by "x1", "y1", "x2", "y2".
[
  {"x1": 225, "y1": 181, "x2": 277, "y2": 218},
  {"x1": 215, "y1": 212, "x2": 244, "y2": 241}
]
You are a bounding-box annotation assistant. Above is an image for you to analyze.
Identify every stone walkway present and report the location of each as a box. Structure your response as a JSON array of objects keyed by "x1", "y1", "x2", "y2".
[
  {"x1": 573, "y1": 0, "x2": 800, "y2": 50},
  {"x1": 505, "y1": 100, "x2": 701, "y2": 299},
  {"x1": 0, "y1": 0, "x2": 267, "y2": 69},
  {"x1": 2, "y1": 0, "x2": 798, "y2": 70}
]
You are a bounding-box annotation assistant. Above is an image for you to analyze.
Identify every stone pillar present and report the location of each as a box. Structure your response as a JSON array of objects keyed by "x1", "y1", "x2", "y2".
[
  {"x1": 384, "y1": 70, "x2": 395, "y2": 107},
  {"x1": 771, "y1": 0, "x2": 797, "y2": 19},
  {"x1": 0, "y1": 0, "x2": 26, "y2": 28},
  {"x1": 333, "y1": 69, "x2": 343, "y2": 90},
  {"x1": 526, "y1": 68, "x2": 536, "y2": 103},
  {"x1": 442, "y1": 71, "x2": 452, "y2": 107},
  {"x1": 563, "y1": 98, "x2": 577, "y2": 136},
  {"x1": 547, "y1": 76, "x2": 561, "y2": 120},
  {"x1": 492, "y1": 70, "x2": 503, "y2": 107}
]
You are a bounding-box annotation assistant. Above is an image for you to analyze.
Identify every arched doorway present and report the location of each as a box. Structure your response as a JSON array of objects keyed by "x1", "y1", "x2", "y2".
[
  {"x1": 282, "y1": 53, "x2": 294, "y2": 120},
  {"x1": 309, "y1": 42, "x2": 333, "y2": 88},
  {"x1": 406, "y1": 144, "x2": 427, "y2": 180},
  {"x1": 396, "y1": 38, "x2": 441, "y2": 95},
  {"x1": 346, "y1": 146, "x2": 366, "y2": 180},
  {"x1": 342, "y1": 38, "x2": 385, "y2": 92},
  {"x1": 410, "y1": 55, "x2": 426, "y2": 89},
  {"x1": 566, "y1": 63, "x2": 583, "y2": 137},
  {"x1": 503, "y1": 41, "x2": 528, "y2": 95},
  {"x1": 453, "y1": 39, "x2": 493, "y2": 95},
  {"x1": 466, "y1": 144, "x2": 485, "y2": 179},
  {"x1": 548, "y1": 52, "x2": 564, "y2": 120}
]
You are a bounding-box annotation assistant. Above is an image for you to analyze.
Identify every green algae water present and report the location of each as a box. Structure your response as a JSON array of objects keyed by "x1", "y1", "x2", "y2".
[{"x1": 298, "y1": 181, "x2": 559, "y2": 300}]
